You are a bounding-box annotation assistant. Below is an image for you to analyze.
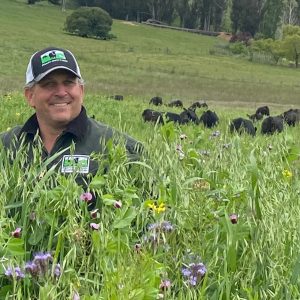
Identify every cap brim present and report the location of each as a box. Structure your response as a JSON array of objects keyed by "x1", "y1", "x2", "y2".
[{"x1": 34, "y1": 66, "x2": 81, "y2": 83}]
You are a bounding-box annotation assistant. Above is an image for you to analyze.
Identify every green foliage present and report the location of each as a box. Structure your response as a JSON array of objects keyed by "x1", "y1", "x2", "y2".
[
  {"x1": 64, "y1": 7, "x2": 114, "y2": 39},
  {"x1": 282, "y1": 24, "x2": 300, "y2": 38},
  {"x1": 228, "y1": 42, "x2": 248, "y2": 55},
  {"x1": 250, "y1": 38, "x2": 284, "y2": 63}
]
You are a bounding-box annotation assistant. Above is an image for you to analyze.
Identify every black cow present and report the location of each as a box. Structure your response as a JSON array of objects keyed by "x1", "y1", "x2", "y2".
[
  {"x1": 230, "y1": 118, "x2": 256, "y2": 136},
  {"x1": 247, "y1": 112, "x2": 264, "y2": 122},
  {"x1": 110, "y1": 95, "x2": 124, "y2": 101},
  {"x1": 165, "y1": 112, "x2": 182, "y2": 123},
  {"x1": 149, "y1": 96, "x2": 163, "y2": 106},
  {"x1": 256, "y1": 106, "x2": 270, "y2": 116},
  {"x1": 282, "y1": 109, "x2": 300, "y2": 126},
  {"x1": 189, "y1": 101, "x2": 208, "y2": 110},
  {"x1": 167, "y1": 99, "x2": 183, "y2": 108},
  {"x1": 142, "y1": 109, "x2": 164, "y2": 124},
  {"x1": 199, "y1": 110, "x2": 219, "y2": 128},
  {"x1": 180, "y1": 108, "x2": 199, "y2": 124},
  {"x1": 261, "y1": 116, "x2": 284, "y2": 135}
]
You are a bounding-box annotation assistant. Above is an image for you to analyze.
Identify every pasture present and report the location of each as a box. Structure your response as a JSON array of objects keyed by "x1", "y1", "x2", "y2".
[{"x1": 1, "y1": 1, "x2": 300, "y2": 299}]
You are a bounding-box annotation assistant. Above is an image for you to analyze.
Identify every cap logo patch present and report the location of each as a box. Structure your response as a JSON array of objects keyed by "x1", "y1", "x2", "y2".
[{"x1": 40, "y1": 50, "x2": 67, "y2": 66}]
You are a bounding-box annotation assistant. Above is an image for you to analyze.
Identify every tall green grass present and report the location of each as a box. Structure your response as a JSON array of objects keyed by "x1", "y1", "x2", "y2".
[
  {"x1": 1, "y1": 92, "x2": 300, "y2": 299},
  {"x1": 1, "y1": 0, "x2": 300, "y2": 107}
]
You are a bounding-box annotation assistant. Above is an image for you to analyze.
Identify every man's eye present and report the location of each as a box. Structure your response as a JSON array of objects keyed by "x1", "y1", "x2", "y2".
[
  {"x1": 65, "y1": 80, "x2": 76, "y2": 85},
  {"x1": 40, "y1": 81, "x2": 56, "y2": 88}
]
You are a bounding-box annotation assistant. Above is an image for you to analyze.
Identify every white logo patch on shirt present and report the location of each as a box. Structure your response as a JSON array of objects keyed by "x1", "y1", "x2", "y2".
[{"x1": 61, "y1": 155, "x2": 90, "y2": 174}]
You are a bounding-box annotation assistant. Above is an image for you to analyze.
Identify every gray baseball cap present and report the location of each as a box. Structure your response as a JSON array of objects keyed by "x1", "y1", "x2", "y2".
[{"x1": 25, "y1": 46, "x2": 82, "y2": 85}]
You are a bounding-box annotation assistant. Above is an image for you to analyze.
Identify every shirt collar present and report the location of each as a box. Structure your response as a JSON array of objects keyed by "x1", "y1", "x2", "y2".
[{"x1": 20, "y1": 106, "x2": 88, "y2": 140}]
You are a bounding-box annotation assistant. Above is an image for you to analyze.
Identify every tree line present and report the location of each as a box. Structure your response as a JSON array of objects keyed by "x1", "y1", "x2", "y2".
[{"x1": 30, "y1": 0, "x2": 300, "y2": 39}]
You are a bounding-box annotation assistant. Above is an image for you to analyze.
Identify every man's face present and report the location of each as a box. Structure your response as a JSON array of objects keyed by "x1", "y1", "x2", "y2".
[{"x1": 25, "y1": 69, "x2": 84, "y2": 130}]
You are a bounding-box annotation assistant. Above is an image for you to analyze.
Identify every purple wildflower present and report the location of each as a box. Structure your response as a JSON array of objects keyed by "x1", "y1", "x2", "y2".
[
  {"x1": 53, "y1": 263, "x2": 61, "y2": 278},
  {"x1": 33, "y1": 252, "x2": 53, "y2": 275},
  {"x1": 80, "y1": 192, "x2": 93, "y2": 202},
  {"x1": 182, "y1": 262, "x2": 207, "y2": 287},
  {"x1": 5, "y1": 266, "x2": 25, "y2": 280},
  {"x1": 159, "y1": 279, "x2": 171, "y2": 291},
  {"x1": 148, "y1": 221, "x2": 174, "y2": 232},
  {"x1": 25, "y1": 261, "x2": 39, "y2": 277}
]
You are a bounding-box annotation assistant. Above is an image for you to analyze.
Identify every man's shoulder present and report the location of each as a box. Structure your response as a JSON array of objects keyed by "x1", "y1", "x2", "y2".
[
  {"x1": 86, "y1": 117, "x2": 143, "y2": 156},
  {"x1": 0, "y1": 126, "x2": 23, "y2": 147}
]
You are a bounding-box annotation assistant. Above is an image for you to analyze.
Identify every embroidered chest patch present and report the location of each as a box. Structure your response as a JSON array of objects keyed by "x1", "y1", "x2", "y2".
[{"x1": 61, "y1": 155, "x2": 90, "y2": 174}]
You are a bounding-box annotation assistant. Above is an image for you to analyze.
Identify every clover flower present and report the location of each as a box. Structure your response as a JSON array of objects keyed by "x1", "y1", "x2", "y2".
[
  {"x1": 90, "y1": 208, "x2": 99, "y2": 219},
  {"x1": 11, "y1": 227, "x2": 22, "y2": 238},
  {"x1": 90, "y1": 223, "x2": 100, "y2": 230},
  {"x1": 5, "y1": 266, "x2": 25, "y2": 280},
  {"x1": 80, "y1": 192, "x2": 93, "y2": 202},
  {"x1": 182, "y1": 262, "x2": 207, "y2": 286},
  {"x1": 114, "y1": 200, "x2": 122, "y2": 208},
  {"x1": 229, "y1": 213, "x2": 238, "y2": 224}
]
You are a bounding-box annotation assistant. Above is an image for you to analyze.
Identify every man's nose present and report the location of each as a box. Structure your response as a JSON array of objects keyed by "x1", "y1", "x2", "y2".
[{"x1": 54, "y1": 83, "x2": 68, "y2": 96}]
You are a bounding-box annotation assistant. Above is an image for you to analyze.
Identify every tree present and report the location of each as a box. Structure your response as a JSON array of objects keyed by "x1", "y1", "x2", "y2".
[
  {"x1": 259, "y1": 0, "x2": 284, "y2": 38},
  {"x1": 281, "y1": 34, "x2": 300, "y2": 67},
  {"x1": 231, "y1": 0, "x2": 261, "y2": 36},
  {"x1": 64, "y1": 7, "x2": 113, "y2": 39}
]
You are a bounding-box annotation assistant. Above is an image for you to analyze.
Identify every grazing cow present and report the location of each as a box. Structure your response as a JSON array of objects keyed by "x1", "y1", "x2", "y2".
[
  {"x1": 189, "y1": 101, "x2": 208, "y2": 110},
  {"x1": 142, "y1": 109, "x2": 164, "y2": 124},
  {"x1": 149, "y1": 96, "x2": 163, "y2": 106},
  {"x1": 165, "y1": 112, "x2": 182, "y2": 123},
  {"x1": 282, "y1": 109, "x2": 300, "y2": 126},
  {"x1": 256, "y1": 106, "x2": 270, "y2": 116},
  {"x1": 199, "y1": 110, "x2": 219, "y2": 128},
  {"x1": 167, "y1": 99, "x2": 183, "y2": 108},
  {"x1": 110, "y1": 95, "x2": 124, "y2": 101},
  {"x1": 261, "y1": 116, "x2": 284, "y2": 135},
  {"x1": 180, "y1": 108, "x2": 199, "y2": 124},
  {"x1": 247, "y1": 112, "x2": 264, "y2": 122},
  {"x1": 230, "y1": 118, "x2": 256, "y2": 136}
]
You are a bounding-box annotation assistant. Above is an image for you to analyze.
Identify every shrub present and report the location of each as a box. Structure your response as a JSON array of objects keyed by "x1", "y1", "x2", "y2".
[
  {"x1": 229, "y1": 42, "x2": 248, "y2": 55},
  {"x1": 64, "y1": 7, "x2": 114, "y2": 39}
]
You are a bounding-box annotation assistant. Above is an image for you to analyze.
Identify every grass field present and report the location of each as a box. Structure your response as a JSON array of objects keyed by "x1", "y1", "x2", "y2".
[{"x1": 1, "y1": 0, "x2": 300, "y2": 109}]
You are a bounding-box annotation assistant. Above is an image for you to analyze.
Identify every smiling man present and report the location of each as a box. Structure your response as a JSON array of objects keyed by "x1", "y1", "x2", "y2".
[{"x1": 1, "y1": 47, "x2": 143, "y2": 190}]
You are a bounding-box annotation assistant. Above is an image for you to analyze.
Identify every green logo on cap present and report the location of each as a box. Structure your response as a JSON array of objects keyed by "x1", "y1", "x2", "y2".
[{"x1": 40, "y1": 50, "x2": 66, "y2": 65}]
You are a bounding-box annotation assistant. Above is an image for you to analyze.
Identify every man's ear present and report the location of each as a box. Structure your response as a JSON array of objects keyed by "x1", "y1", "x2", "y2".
[{"x1": 24, "y1": 87, "x2": 35, "y2": 108}]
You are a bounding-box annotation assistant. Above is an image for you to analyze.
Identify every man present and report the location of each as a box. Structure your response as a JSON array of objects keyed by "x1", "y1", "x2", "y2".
[{"x1": 1, "y1": 46, "x2": 143, "y2": 190}]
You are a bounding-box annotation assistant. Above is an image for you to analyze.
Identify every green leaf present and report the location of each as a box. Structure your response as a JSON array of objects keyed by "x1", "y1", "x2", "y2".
[
  {"x1": 89, "y1": 175, "x2": 106, "y2": 189},
  {"x1": 6, "y1": 238, "x2": 25, "y2": 256},
  {"x1": 113, "y1": 207, "x2": 137, "y2": 229}
]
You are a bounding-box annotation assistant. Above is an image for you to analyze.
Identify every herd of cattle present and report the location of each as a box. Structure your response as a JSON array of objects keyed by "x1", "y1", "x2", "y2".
[{"x1": 142, "y1": 96, "x2": 300, "y2": 136}]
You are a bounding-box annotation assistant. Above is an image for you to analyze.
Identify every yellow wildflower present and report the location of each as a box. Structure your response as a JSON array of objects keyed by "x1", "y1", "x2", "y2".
[
  {"x1": 16, "y1": 112, "x2": 20, "y2": 117},
  {"x1": 282, "y1": 169, "x2": 292, "y2": 178},
  {"x1": 147, "y1": 202, "x2": 166, "y2": 214}
]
